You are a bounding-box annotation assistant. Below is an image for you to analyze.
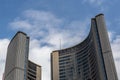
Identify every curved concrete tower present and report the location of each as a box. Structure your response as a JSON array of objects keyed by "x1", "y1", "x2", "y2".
[{"x1": 51, "y1": 14, "x2": 118, "y2": 80}]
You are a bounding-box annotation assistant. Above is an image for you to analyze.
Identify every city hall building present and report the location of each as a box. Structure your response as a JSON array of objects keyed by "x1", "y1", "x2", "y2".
[
  {"x1": 51, "y1": 14, "x2": 118, "y2": 80},
  {"x1": 4, "y1": 31, "x2": 41, "y2": 80}
]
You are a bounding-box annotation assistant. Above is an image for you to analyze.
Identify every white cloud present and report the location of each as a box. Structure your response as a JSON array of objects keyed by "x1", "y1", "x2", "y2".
[
  {"x1": 82, "y1": 0, "x2": 110, "y2": 12},
  {"x1": 10, "y1": 10, "x2": 63, "y2": 39},
  {"x1": 29, "y1": 41, "x2": 53, "y2": 80},
  {"x1": 108, "y1": 31, "x2": 116, "y2": 42},
  {"x1": 0, "y1": 39, "x2": 10, "y2": 80},
  {"x1": 111, "y1": 35, "x2": 120, "y2": 80},
  {"x1": 83, "y1": 0, "x2": 104, "y2": 6},
  {"x1": 10, "y1": 9, "x2": 90, "y2": 48},
  {"x1": 10, "y1": 20, "x2": 32, "y2": 30},
  {"x1": 107, "y1": 31, "x2": 120, "y2": 80}
]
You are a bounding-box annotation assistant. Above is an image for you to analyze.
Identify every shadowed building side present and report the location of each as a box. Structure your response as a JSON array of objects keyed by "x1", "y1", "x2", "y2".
[
  {"x1": 27, "y1": 60, "x2": 41, "y2": 80},
  {"x1": 51, "y1": 14, "x2": 118, "y2": 80}
]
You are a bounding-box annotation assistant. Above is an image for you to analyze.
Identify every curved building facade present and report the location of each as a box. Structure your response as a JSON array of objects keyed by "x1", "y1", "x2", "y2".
[{"x1": 51, "y1": 14, "x2": 118, "y2": 80}]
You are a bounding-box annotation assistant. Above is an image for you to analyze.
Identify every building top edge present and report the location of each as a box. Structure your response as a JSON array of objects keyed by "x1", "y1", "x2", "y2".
[
  {"x1": 52, "y1": 35, "x2": 90, "y2": 53},
  {"x1": 95, "y1": 13, "x2": 104, "y2": 17},
  {"x1": 8, "y1": 31, "x2": 29, "y2": 47},
  {"x1": 91, "y1": 18, "x2": 96, "y2": 21},
  {"x1": 17, "y1": 31, "x2": 27, "y2": 35},
  {"x1": 28, "y1": 60, "x2": 41, "y2": 67}
]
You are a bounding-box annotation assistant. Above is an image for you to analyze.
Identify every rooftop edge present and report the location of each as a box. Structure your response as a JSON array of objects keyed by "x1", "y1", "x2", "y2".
[{"x1": 95, "y1": 13, "x2": 104, "y2": 17}]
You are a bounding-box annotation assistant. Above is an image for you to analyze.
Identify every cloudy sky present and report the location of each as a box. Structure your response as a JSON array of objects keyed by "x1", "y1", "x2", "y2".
[{"x1": 0, "y1": 0, "x2": 120, "y2": 80}]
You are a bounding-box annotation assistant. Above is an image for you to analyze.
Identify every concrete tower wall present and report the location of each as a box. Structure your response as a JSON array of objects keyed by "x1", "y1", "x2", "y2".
[
  {"x1": 51, "y1": 51, "x2": 59, "y2": 80},
  {"x1": 4, "y1": 32, "x2": 29, "y2": 80},
  {"x1": 4, "y1": 31, "x2": 42, "y2": 80},
  {"x1": 95, "y1": 14, "x2": 118, "y2": 80}
]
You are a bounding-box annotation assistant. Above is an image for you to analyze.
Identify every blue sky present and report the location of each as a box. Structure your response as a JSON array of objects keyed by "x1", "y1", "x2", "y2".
[
  {"x1": 0, "y1": 0, "x2": 120, "y2": 80},
  {"x1": 0, "y1": 0, "x2": 120, "y2": 37}
]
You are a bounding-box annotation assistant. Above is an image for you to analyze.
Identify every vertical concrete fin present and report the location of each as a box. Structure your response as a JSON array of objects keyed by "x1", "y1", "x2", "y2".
[{"x1": 95, "y1": 14, "x2": 118, "y2": 80}]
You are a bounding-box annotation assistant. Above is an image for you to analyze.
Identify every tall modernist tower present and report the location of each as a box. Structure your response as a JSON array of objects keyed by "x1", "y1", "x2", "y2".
[
  {"x1": 51, "y1": 14, "x2": 118, "y2": 80},
  {"x1": 4, "y1": 31, "x2": 41, "y2": 80}
]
